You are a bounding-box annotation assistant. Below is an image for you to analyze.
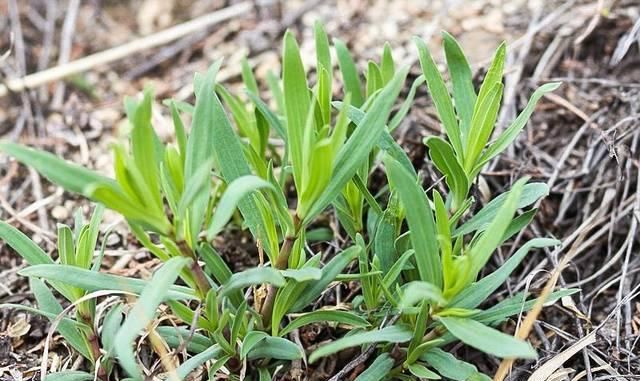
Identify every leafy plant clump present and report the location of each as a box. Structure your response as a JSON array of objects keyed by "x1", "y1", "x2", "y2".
[{"x1": 0, "y1": 24, "x2": 572, "y2": 380}]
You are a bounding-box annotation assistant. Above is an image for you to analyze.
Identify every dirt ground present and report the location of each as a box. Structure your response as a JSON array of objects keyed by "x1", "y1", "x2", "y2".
[{"x1": 0, "y1": 0, "x2": 639, "y2": 380}]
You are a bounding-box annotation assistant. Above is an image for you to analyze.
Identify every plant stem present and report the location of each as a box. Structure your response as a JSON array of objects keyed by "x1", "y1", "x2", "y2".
[
  {"x1": 78, "y1": 313, "x2": 108, "y2": 381},
  {"x1": 176, "y1": 240, "x2": 211, "y2": 298},
  {"x1": 259, "y1": 215, "x2": 301, "y2": 328}
]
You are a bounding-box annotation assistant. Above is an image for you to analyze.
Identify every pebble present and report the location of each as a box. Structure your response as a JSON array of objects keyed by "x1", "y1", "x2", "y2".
[{"x1": 51, "y1": 205, "x2": 69, "y2": 220}]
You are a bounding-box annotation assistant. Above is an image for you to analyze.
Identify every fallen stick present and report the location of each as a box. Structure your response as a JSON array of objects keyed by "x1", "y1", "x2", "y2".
[{"x1": 0, "y1": 1, "x2": 252, "y2": 98}]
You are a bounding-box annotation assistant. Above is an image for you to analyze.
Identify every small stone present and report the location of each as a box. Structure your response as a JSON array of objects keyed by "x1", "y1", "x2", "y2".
[{"x1": 51, "y1": 205, "x2": 69, "y2": 220}]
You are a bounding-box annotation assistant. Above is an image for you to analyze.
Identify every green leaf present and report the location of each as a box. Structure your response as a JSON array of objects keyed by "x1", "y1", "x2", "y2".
[
  {"x1": 29, "y1": 278, "x2": 91, "y2": 360},
  {"x1": 473, "y1": 82, "x2": 561, "y2": 176},
  {"x1": 354, "y1": 353, "x2": 395, "y2": 381},
  {"x1": 289, "y1": 245, "x2": 361, "y2": 312},
  {"x1": 157, "y1": 326, "x2": 213, "y2": 354},
  {"x1": 241, "y1": 331, "x2": 268, "y2": 359},
  {"x1": 425, "y1": 136, "x2": 469, "y2": 208},
  {"x1": 309, "y1": 325, "x2": 413, "y2": 363},
  {"x1": 408, "y1": 363, "x2": 441, "y2": 379},
  {"x1": 241, "y1": 57, "x2": 259, "y2": 95},
  {"x1": 283, "y1": 30, "x2": 311, "y2": 190},
  {"x1": 334, "y1": 38, "x2": 364, "y2": 107},
  {"x1": 450, "y1": 238, "x2": 560, "y2": 309},
  {"x1": 45, "y1": 371, "x2": 95, "y2": 381},
  {"x1": 57, "y1": 224, "x2": 75, "y2": 266},
  {"x1": 380, "y1": 43, "x2": 395, "y2": 83},
  {"x1": 280, "y1": 310, "x2": 370, "y2": 336},
  {"x1": 281, "y1": 268, "x2": 322, "y2": 282},
  {"x1": 438, "y1": 317, "x2": 537, "y2": 359},
  {"x1": 177, "y1": 159, "x2": 212, "y2": 218},
  {"x1": 206, "y1": 175, "x2": 275, "y2": 239},
  {"x1": 246, "y1": 91, "x2": 286, "y2": 139},
  {"x1": 414, "y1": 37, "x2": 463, "y2": 157},
  {"x1": 220, "y1": 267, "x2": 285, "y2": 297},
  {"x1": 247, "y1": 336, "x2": 303, "y2": 360},
  {"x1": 384, "y1": 155, "x2": 441, "y2": 287},
  {"x1": 304, "y1": 67, "x2": 409, "y2": 223},
  {"x1": 475, "y1": 288, "x2": 578, "y2": 326},
  {"x1": 400, "y1": 281, "x2": 446, "y2": 308},
  {"x1": 176, "y1": 344, "x2": 222, "y2": 380},
  {"x1": 389, "y1": 75, "x2": 425, "y2": 131},
  {"x1": 101, "y1": 304, "x2": 124, "y2": 354},
  {"x1": 464, "y1": 82, "x2": 504, "y2": 172},
  {"x1": 77, "y1": 204, "x2": 104, "y2": 270},
  {"x1": 0, "y1": 221, "x2": 51, "y2": 265},
  {"x1": 382, "y1": 249, "x2": 414, "y2": 289},
  {"x1": 442, "y1": 31, "x2": 476, "y2": 141},
  {"x1": 184, "y1": 60, "x2": 222, "y2": 180},
  {"x1": 421, "y1": 347, "x2": 480, "y2": 381},
  {"x1": 468, "y1": 178, "x2": 526, "y2": 274},
  {"x1": 0, "y1": 142, "x2": 117, "y2": 196},
  {"x1": 114, "y1": 257, "x2": 191, "y2": 378},
  {"x1": 454, "y1": 183, "x2": 548, "y2": 236},
  {"x1": 20, "y1": 264, "x2": 196, "y2": 301}
]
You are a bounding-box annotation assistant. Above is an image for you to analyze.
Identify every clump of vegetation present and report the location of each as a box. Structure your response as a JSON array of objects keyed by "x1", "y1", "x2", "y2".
[{"x1": 0, "y1": 23, "x2": 572, "y2": 380}]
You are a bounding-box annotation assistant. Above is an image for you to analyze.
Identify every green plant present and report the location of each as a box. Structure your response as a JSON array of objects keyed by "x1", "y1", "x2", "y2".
[{"x1": 0, "y1": 25, "x2": 571, "y2": 381}]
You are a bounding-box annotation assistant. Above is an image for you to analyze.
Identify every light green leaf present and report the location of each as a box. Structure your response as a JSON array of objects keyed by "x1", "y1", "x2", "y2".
[
  {"x1": 283, "y1": 30, "x2": 311, "y2": 190},
  {"x1": 0, "y1": 142, "x2": 117, "y2": 196},
  {"x1": 408, "y1": 363, "x2": 441, "y2": 379},
  {"x1": 442, "y1": 31, "x2": 476, "y2": 140},
  {"x1": 421, "y1": 347, "x2": 480, "y2": 381},
  {"x1": 45, "y1": 371, "x2": 95, "y2": 381},
  {"x1": 289, "y1": 245, "x2": 361, "y2": 312},
  {"x1": 281, "y1": 268, "x2": 322, "y2": 282},
  {"x1": 454, "y1": 182, "x2": 548, "y2": 237},
  {"x1": 425, "y1": 136, "x2": 469, "y2": 208},
  {"x1": 280, "y1": 310, "x2": 370, "y2": 336},
  {"x1": 220, "y1": 267, "x2": 285, "y2": 297},
  {"x1": 354, "y1": 353, "x2": 395, "y2": 381},
  {"x1": 473, "y1": 82, "x2": 561, "y2": 176},
  {"x1": 304, "y1": 67, "x2": 408, "y2": 223},
  {"x1": 414, "y1": 37, "x2": 463, "y2": 157},
  {"x1": 384, "y1": 155, "x2": 441, "y2": 287},
  {"x1": 20, "y1": 264, "x2": 196, "y2": 301},
  {"x1": 114, "y1": 257, "x2": 191, "y2": 378},
  {"x1": 176, "y1": 344, "x2": 222, "y2": 380},
  {"x1": 206, "y1": 175, "x2": 275, "y2": 239},
  {"x1": 247, "y1": 336, "x2": 303, "y2": 360},
  {"x1": 438, "y1": 317, "x2": 537, "y2": 359},
  {"x1": 309, "y1": 325, "x2": 413, "y2": 363},
  {"x1": 241, "y1": 331, "x2": 268, "y2": 359},
  {"x1": 400, "y1": 281, "x2": 446, "y2": 309},
  {"x1": 334, "y1": 38, "x2": 364, "y2": 107},
  {"x1": 450, "y1": 238, "x2": 560, "y2": 309},
  {"x1": 464, "y1": 82, "x2": 503, "y2": 172},
  {"x1": 468, "y1": 178, "x2": 526, "y2": 274},
  {"x1": 0, "y1": 221, "x2": 51, "y2": 265}
]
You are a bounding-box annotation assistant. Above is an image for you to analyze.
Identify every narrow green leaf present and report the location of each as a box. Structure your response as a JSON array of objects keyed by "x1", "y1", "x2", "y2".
[
  {"x1": 334, "y1": 38, "x2": 364, "y2": 106},
  {"x1": 281, "y1": 268, "x2": 322, "y2": 282},
  {"x1": 176, "y1": 344, "x2": 222, "y2": 380},
  {"x1": 408, "y1": 363, "x2": 441, "y2": 379},
  {"x1": 206, "y1": 175, "x2": 274, "y2": 239},
  {"x1": 400, "y1": 281, "x2": 446, "y2": 309},
  {"x1": 114, "y1": 257, "x2": 191, "y2": 378},
  {"x1": 220, "y1": 267, "x2": 285, "y2": 297},
  {"x1": 425, "y1": 136, "x2": 469, "y2": 208},
  {"x1": 0, "y1": 142, "x2": 117, "y2": 196},
  {"x1": 20, "y1": 264, "x2": 196, "y2": 301},
  {"x1": 464, "y1": 82, "x2": 504, "y2": 171},
  {"x1": 442, "y1": 31, "x2": 476, "y2": 140},
  {"x1": 468, "y1": 178, "x2": 526, "y2": 274},
  {"x1": 247, "y1": 336, "x2": 303, "y2": 360},
  {"x1": 309, "y1": 325, "x2": 413, "y2": 363},
  {"x1": 304, "y1": 67, "x2": 409, "y2": 223},
  {"x1": 0, "y1": 221, "x2": 51, "y2": 265},
  {"x1": 281, "y1": 310, "x2": 370, "y2": 336},
  {"x1": 421, "y1": 348, "x2": 480, "y2": 381},
  {"x1": 438, "y1": 317, "x2": 537, "y2": 359},
  {"x1": 453, "y1": 183, "x2": 548, "y2": 237},
  {"x1": 354, "y1": 353, "x2": 395, "y2": 381},
  {"x1": 45, "y1": 371, "x2": 95, "y2": 381},
  {"x1": 414, "y1": 37, "x2": 463, "y2": 156},
  {"x1": 450, "y1": 238, "x2": 560, "y2": 309},
  {"x1": 473, "y1": 82, "x2": 561, "y2": 176},
  {"x1": 384, "y1": 155, "x2": 441, "y2": 287},
  {"x1": 241, "y1": 57, "x2": 259, "y2": 95},
  {"x1": 241, "y1": 331, "x2": 268, "y2": 359},
  {"x1": 283, "y1": 30, "x2": 311, "y2": 190},
  {"x1": 289, "y1": 245, "x2": 361, "y2": 312}
]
